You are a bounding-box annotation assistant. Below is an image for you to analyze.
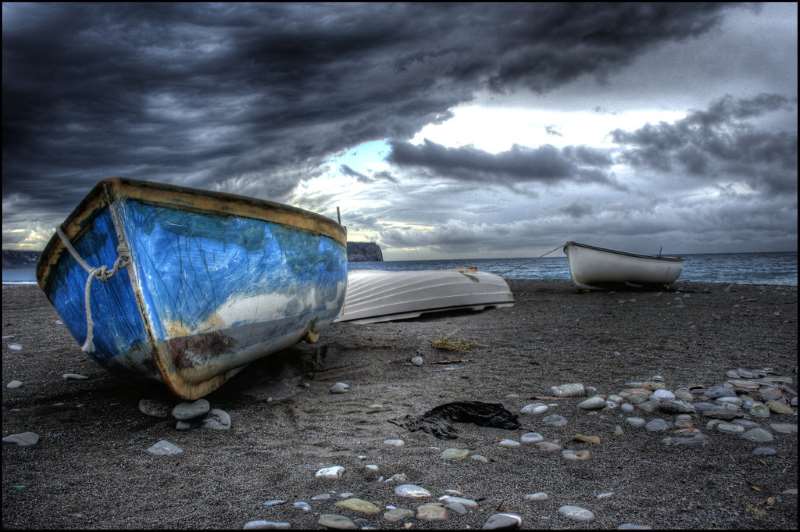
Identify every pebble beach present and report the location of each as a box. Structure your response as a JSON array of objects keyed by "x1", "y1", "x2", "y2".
[{"x1": 2, "y1": 280, "x2": 797, "y2": 529}]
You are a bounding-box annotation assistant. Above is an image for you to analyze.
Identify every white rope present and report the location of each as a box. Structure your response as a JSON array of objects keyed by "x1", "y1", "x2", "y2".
[
  {"x1": 539, "y1": 243, "x2": 565, "y2": 258},
  {"x1": 56, "y1": 227, "x2": 131, "y2": 353}
]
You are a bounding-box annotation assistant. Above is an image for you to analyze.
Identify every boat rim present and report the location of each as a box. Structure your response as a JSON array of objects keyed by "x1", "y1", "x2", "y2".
[
  {"x1": 563, "y1": 241, "x2": 683, "y2": 262},
  {"x1": 36, "y1": 177, "x2": 347, "y2": 289}
]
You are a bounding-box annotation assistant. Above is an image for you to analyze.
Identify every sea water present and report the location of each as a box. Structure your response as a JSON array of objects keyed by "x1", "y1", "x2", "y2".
[{"x1": 4, "y1": 252, "x2": 797, "y2": 286}]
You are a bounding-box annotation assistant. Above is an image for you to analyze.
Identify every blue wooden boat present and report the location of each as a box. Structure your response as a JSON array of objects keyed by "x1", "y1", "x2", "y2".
[{"x1": 36, "y1": 178, "x2": 348, "y2": 399}]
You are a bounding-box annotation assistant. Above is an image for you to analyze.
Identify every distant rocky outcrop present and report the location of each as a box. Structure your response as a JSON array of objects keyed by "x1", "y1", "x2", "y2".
[
  {"x1": 2, "y1": 250, "x2": 41, "y2": 268},
  {"x1": 347, "y1": 242, "x2": 383, "y2": 262}
]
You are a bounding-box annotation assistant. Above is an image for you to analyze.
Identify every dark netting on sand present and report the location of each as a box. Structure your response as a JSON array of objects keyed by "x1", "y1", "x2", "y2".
[{"x1": 389, "y1": 401, "x2": 520, "y2": 439}]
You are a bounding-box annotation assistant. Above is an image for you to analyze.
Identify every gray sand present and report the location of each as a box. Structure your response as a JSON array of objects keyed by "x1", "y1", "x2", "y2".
[{"x1": 2, "y1": 280, "x2": 797, "y2": 529}]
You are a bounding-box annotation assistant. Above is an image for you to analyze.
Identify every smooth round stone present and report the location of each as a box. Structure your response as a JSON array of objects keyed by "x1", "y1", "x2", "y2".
[
  {"x1": 330, "y1": 382, "x2": 350, "y2": 394},
  {"x1": 750, "y1": 404, "x2": 771, "y2": 418},
  {"x1": 441, "y1": 448, "x2": 471, "y2": 460},
  {"x1": 2, "y1": 432, "x2": 39, "y2": 447},
  {"x1": 752, "y1": 447, "x2": 777, "y2": 456},
  {"x1": 146, "y1": 440, "x2": 183, "y2": 455},
  {"x1": 365, "y1": 464, "x2": 379, "y2": 473},
  {"x1": 543, "y1": 415, "x2": 567, "y2": 427},
  {"x1": 716, "y1": 423, "x2": 745, "y2": 434},
  {"x1": 312, "y1": 494, "x2": 332, "y2": 501},
  {"x1": 733, "y1": 419, "x2": 759, "y2": 429},
  {"x1": 520, "y1": 432, "x2": 544, "y2": 445},
  {"x1": 652, "y1": 389, "x2": 675, "y2": 401},
  {"x1": 262, "y1": 500, "x2": 287, "y2": 508},
  {"x1": 626, "y1": 417, "x2": 646, "y2": 428},
  {"x1": 62, "y1": 373, "x2": 88, "y2": 380},
  {"x1": 621, "y1": 403, "x2": 635, "y2": 413},
  {"x1": 706, "y1": 420, "x2": 722, "y2": 430},
  {"x1": 338, "y1": 492, "x2": 354, "y2": 498},
  {"x1": 445, "y1": 501, "x2": 467, "y2": 515},
  {"x1": 524, "y1": 492, "x2": 549, "y2": 501},
  {"x1": 203, "y1": 409, "x2": 231, "y2": 430},
  {"x1": 637, "y1": 400, "x2": 659, "y2": 414},
  {"x1": 439, "y1": 496, "x2": 478, "y2": 508},
  {"x1": 520, "y1": 403, "x2": 548, "y2": 415},
  {"x1": 770, "y1": 423, "x2": 797, "y2": 434},
  {"x1": 384, "y1": 439, "x2": 404, "y2": 447},
  {"x1": 293, "y1": 501, "x2": 311, "y2": 512},
  {"x1": 534, "y1": 441, "x2": 562, "y2": 452},
  {"x1": 243, "y1": 520, "x2": 290, "y2": 529},
  {"x1": 675, "y1": 389, "x2": 694, "y2": 402},
  {"x1": 618, "y1": 524, "x2": 652, "y2": 530},
  {"x1": 316, "y1": 466, "x2": 345, "y2": 479},
  {"x1": 411, "y1": 356, "x2": 424, "y2": 366},
  {"x1": 705, "y1": 385, "x2": 735, "y2": 399},
  {"x1": 741, "y1": 428, "x2": 774, "y2": 443},
  {"x1": 6, "y1": 380, "x2": 23, "y2": 389},
  {"x1": 335, "y1": 498, "x2": 380, "y2": 514},
  {"x1": 608, "y1": 394, "x2": 623, "y2": 403},
  {"x1": 578, "y1": 396, "x2": 607, "y2": 410},
  {"x1": 470, "y1": 454, "x2": 489, "y2": 463},
  {"x1": 767, "y1": 401, "x2": 794, "y2": 414},
  {"x1": 318, "y1": 514, "x2": 357, "y2": 529},
  {"x1": 394, "y1": 484, "x2": 431, "y2": 498},
  {"x1": 138, "y1": 399, "x2": 170, "y2": 418},
  {"x1": 573, "y1": 434, "x2": 601, "y2": 445},
  {"x1": 693, "y1": 402, "x2": 718, "y2": 412},
  {"x1": 559, "y1": 505, "x2": 595, "y2": 522},
  {"x1": 759, "y1": 387, "x2": 783, "y2": 401},
  {"x1": 597, "y1": 492, "x2": 614, "y2": 499},
  {"x1": 172, "y1": 399, "x2": 210, "y2": 420},
  {"x1": 716, "y1": 397, "x2": 742, "y2": 406},
  {"x1": 675, "y1": 415, "x2": 694, "y2": 428},
  {"x1": 416, "y1": 503, "x2": 447, "y2": 521},
  {"x1": 562, "y1": 449, "x2": 591, "y2": 461},
  {"x1": 498, "y1": 439, "x2": 520, "y2": 448},
  {"x1": 176, "y1": 420, "x2": 199, "y2": 431},
  {"x1": 482, "y1": 512, "x2": 522, "y2": 529},
  {"x1": 645, "y1": 419, "x2": 669, "y2": 432},
  {"x1": 384, "y1": 508, "x2": 414, "y2": 522},
  {"x1": 659, "y1": 400, "x2": 695, "y2": 414},
  {"x1": 7, "y1": 343, "x2": 22, "y2": 351},
  {"x1": 550, "y1": 383, "x2": 585, "y2": 397}
]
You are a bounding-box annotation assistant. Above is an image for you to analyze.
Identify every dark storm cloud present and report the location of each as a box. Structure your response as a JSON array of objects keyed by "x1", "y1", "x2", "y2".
[
  {"x1": 388, "y1": 140, "x2": 616, "y2": 187},
  {"x1": 612, "y1": 94, "x2": 797, "y2": 194},
  {"x1": 2, "y1": 2, "x2": 735, "y2": 247},
  {"x1": 340, "y1": 164, "x2": 372, "y2": 183}
]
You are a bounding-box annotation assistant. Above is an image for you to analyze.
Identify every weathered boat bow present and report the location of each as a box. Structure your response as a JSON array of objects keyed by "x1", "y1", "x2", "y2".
[{"x1": 37, "y1": 178, "x2": 348, "y2": 399}]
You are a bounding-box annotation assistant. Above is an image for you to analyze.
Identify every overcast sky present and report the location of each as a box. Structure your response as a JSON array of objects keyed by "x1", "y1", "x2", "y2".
[{"x1": 3, "y1": 3, "x2": 797, "y2": 259}]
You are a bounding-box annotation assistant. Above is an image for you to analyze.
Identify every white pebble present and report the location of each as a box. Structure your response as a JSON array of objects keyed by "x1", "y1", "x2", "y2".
[
  {"x1": 315, "y1": 465, "x2": 345, "y2": 479},
  {"x1": 384, "y1": 438, "x2": 404, "y2": 447},
  {"x1": 146, "y1": 440, "x2": 183, "y2": 456},
  {"x1": 394, "y1": 484, "x2": 431, "y2": 498},
  {"x1": 8, "y1": 343, "x2": 22, "y2": 351},
  {"x1": 6, "y1": 380, "x2": 23, "y2": 389},
  {"x1": 559, "y1": 505, "x2": 595, "y2": 522},
  {"x1": 62, "y1": 373, "x2": 88, "y2": 380}
]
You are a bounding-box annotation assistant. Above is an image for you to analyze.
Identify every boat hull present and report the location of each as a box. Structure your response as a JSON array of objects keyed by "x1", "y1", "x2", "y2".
[
  {"x1": 336, "y1": 269, "x2": 514, "y2": 324},
  {"x1": 563, "y1": 241, "x2": 683, "y2": 290},
  {"x1": 37, "y1": 178, "x2": 347, "y2": 399}
]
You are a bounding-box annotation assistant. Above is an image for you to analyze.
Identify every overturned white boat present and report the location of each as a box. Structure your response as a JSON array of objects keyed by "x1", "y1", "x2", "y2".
[
  {"x1": 336, "y1": 269, "x2": 514, "y2": 324},
  {"x1": 563, "y1": 241, "x2": 683, "y2": 290}
]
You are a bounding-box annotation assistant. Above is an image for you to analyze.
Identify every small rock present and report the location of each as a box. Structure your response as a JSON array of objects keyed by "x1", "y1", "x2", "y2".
[
  {"x1": 770, "y1": 423, "x2": 797, "y2": 434},
  {"x1": 717, "y1": 422, "x2": 745, "y2": 434},
  {"x1": 534, "y1": 441, "x2": 562, "y2": 452},
  {"x1": 318, "y1": 514, "x2": 357, "y2": 529},
  {"x1": 752, "y1": 447, "x2": 777, "y2": 456},
  {"x1": 674, "y1": 415, "x2": 694, "y2": 429},
  {"x1": 202, "y1": 409, "x2": 232, "y2": 430},
  {"x1": 482, "y1": 512, "x2": 522, "y2": 529},
  {"x1": 338, "y1": 492, "x2": 354, "y2": 498},
  {"x1": 732, "y1": 419, "x2": 759, "y2": 429},
  {"x1": 2, "y1": 432, "x2": 39, "y2": 447},
  {"x1": 394, "y1": 484, "x2": 431, "y2": 498},
  {"x1": 312, "y1": 494, "x2": 332, "y2": 501},
  {"x1": 441, "y1": 448, "x2": 471, "y2": 461},
  {"x1": 520, "y1": 432, "x2": 544, "y2": 445},
  {"x1": 383, "y1": 508, "x2": 414, "y2": 522},
  {"x1": 559, "y1": 505, "x2": 594, "y2": 522},
  {"x1": 335, "y1": 498, "x2": 380, "y2": 514},
  {"x1": 716, "y1": 397, "x2": 742, "y2": 406},
  {"x1": 498, "y1": 439, "x2": 520, "y2": 448},
  {"x1": 652, "y1": 389, "x2": 675, "y2": 401},
  {"x1": 6, "y1": 380, "x2": 23, "y2": 389},
  {"x1": 146, "y1": 440, "x2": 183, "y2": 455},
  {"x1": 597, "y1": 492, "x2": 614, "y2": 499},
  {"x1": 741, "y1": 428, "x2": 774, "y2": 443},
  {"x1": 614, "y1": 425, "x2": 624, "y2": 436},
  {"x1": 562, "y1": 449, "x2": 591, "y2": 461},
  {"x1": 705, "y1": 385, "x2": 736, "y2": 399},
  {"x1": 439, "y1": 496, "x2": 478, "y2": 508},
  {"x1": 520, "y1": 403, "x2": 548, "y2": 415},
  {"x1": 364, "y1": 464, "x2": 379, "y2": 473},
  {"x1": 573, "y1": 434, "x2": 601, "y2": 445},
  {"x1": 171, "y1": 399, "x2": 210, "y2": 420},
  {"x1": 524, "y1": 492, "x2": 549, "y2": 501},
  {"x1": 759, "y1": 387, "x2": 784, "y2": 401},
  {"x1": 416, "y1": 503, "x2": 447, "y2": 521},
  {"x1": 411, "y1": 356, "x2": 424, "y2": 366},
  {"x1": 750, "y1": 404, "x2": 771, "y2": 418},
  {"x1": 138, "y1": 399, "x2": 171, "y2": 418},
  {"x1": 330, "y1": 382, "x2": 350, "y2": 394},
  {"x1": 621, "y1": 403, "x2": 634, "y2": 413},
  {"x1": 384, "y1": 438, "x2": 404, "y2": 447},
  {"x1": 385, "y1": 473, "x2": 408, "y2": 483},
  {"x1": 262, "y1": 500, "x2": 286, "y2": 508},
  {"x1": 445, "y1": 501, "x2": 467, "y2": 515},
  {"x1": 578, "y1": 396, "x2": 606, "y2": 410},
  {"x1": 645, "y1": 419, "x2": 670, "y2": 432},
  {"x1": 626, "y1": 417, "x2": 646, "y2": 428},
  {"x1": 7, "y1": 343, "x2": 22, "y2": 351},
  {"x1": 293, "y1": 501, "x2": 311, "y2": 512},
  {"x1": 658, "y1": 400, "x2": 695, "y2": 414},
  {"x1": 767, "y1": 400, "x2": 793, "y2": 415},
  {"x1": 176, "y1": 420, "x2": 200, "y2": 431},
  {"x1": 674, "y1": 389, "x2": 694, "y2": 402},
  {"x1": 316, "y1": 466, "x2": 345, "y2": 479},
  {"x1": 243, "y1": 520, "x2": 291, "y2": 529},
  {"x1": 470, "y1": 454, "x2": 489, "y2": 463},
  {"x1": 543, "y1": 415, "x2": 567, "y2": 427},
  {"x1": 62, "y1": 373, "x2": 88, "y2": 380}
]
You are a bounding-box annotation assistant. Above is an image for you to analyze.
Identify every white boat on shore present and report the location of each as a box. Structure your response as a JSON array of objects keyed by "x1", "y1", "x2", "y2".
[
  {"x1": 336, "y1": 268, "x2": 514, "y2": 324},
  {"x1": 563, "y1": 241, "x2": 683, "y2": 290}
]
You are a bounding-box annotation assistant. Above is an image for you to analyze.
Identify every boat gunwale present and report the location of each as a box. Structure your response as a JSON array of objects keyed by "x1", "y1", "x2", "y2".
[
  {"x1": 563, "y1": 241, "x2": 683, "y2": 263},
  {"x1": 36, "y1": 177, "x2": 347, "y2": 289}
]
